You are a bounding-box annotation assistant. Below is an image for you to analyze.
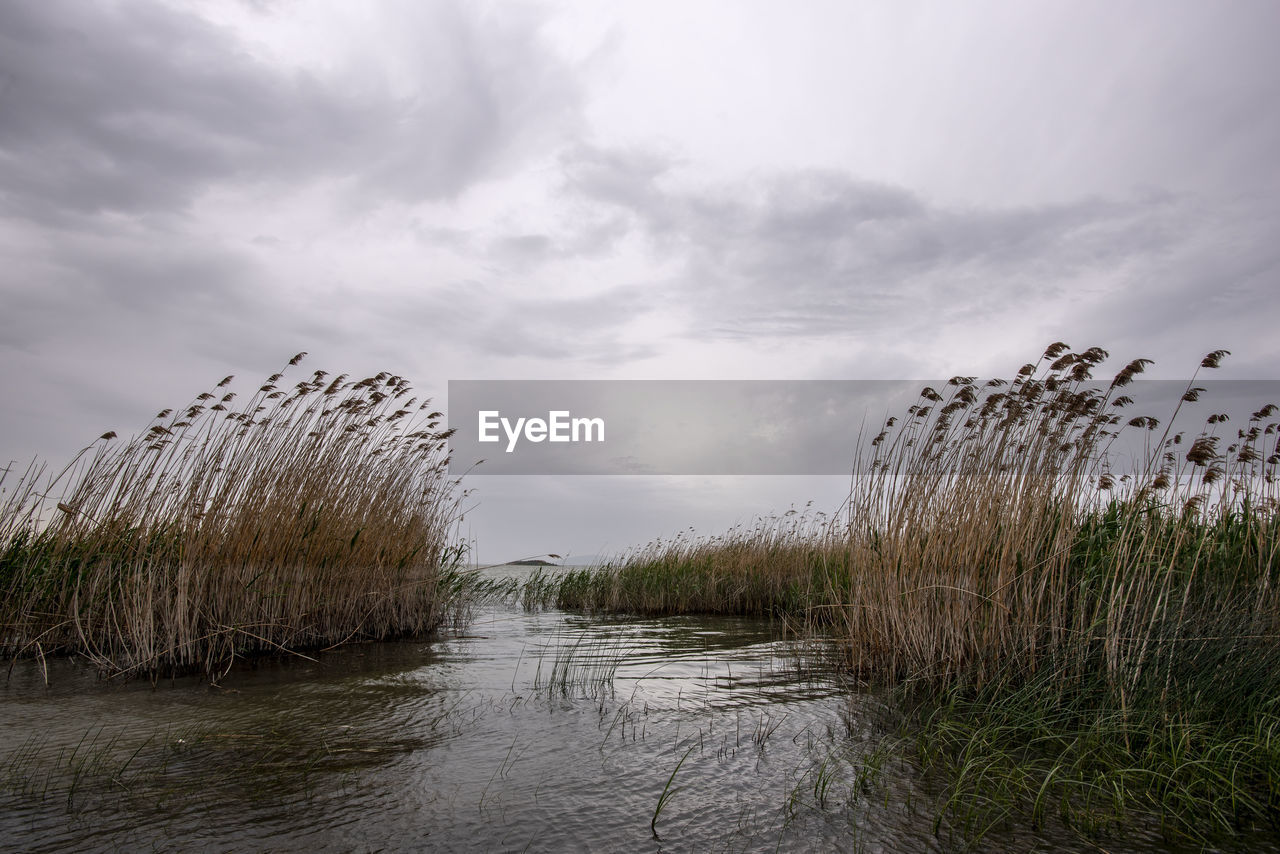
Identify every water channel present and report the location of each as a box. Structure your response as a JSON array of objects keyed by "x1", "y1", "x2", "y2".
[{"x1": 0, "y1": 567, "x2": 1251, "y2": 852}]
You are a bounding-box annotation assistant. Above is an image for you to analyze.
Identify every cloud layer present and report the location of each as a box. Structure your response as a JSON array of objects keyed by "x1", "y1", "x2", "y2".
[{"x1": 2, "y1": 0, "x2": 1277, "y2": 558}]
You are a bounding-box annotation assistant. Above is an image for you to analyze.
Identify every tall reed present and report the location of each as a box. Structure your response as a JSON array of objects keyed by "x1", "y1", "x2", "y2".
[
  {"x1": 1, "y1": 354, "x2": 467, "y2": 678},
  {"x1": 536, "y1": 343, "x2": 1280, "y2": 839},
  {"x1": 836, "y1": 344, "x2": 1280, "y2": 840},
  {"x1": 833, "y1": 343, "x2": 1279, "y2": 692}
]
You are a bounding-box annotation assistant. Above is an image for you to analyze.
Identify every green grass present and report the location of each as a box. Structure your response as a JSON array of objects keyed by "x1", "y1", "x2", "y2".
[{"x1": 527, "y1": 520, "x2": 851, "y2": 620}]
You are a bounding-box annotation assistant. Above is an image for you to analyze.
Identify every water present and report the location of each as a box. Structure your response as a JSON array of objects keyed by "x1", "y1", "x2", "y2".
[{"x1": 0, "y1": 567, "x2": 1258, "y2": 852}]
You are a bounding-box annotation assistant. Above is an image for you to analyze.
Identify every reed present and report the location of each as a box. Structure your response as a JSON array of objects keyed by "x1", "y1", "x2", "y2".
[
  {"x1": 538, "y1": 511, "x2": 849, "y2": 618},
  {"x1": 1, "y1": 354, "x2": 467, "y2": 678},
  {"x1": 834, "y1": 345, "x2": 1278, "y2": 686},
  {"x1": 534, "y1": 343, "x2": 1280, "y2": 841}
]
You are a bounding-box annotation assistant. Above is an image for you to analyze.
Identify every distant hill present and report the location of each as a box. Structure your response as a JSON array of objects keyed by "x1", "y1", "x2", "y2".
[
  {"x1": 481, "y1": 556, "x2": 604, "y2": 568},
  {"x1": 560, "y1": 555, "x2": 604, "y2": 567}
]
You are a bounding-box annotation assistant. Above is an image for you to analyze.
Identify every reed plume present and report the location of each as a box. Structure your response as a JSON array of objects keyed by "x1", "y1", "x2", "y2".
[{"x1": 1, "y1": 355, "x2": 467, "y2": 678}]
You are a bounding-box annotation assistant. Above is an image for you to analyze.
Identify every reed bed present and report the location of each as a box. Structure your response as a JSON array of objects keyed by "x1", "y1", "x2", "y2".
[
  {"x1": 537, "y1": 512, "x2": 847, "y2": 618},
  {"x1": 534, "y1": 343, "x2": 1280, "y2": 842},
  {"x1": 1, "y1": 354, "x2": 467, "y2": 678}
]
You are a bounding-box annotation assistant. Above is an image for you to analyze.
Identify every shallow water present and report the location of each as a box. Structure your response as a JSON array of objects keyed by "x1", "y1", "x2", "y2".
[{"x1": 0, "y1": 567, "x2": 1266, "y2": 852}]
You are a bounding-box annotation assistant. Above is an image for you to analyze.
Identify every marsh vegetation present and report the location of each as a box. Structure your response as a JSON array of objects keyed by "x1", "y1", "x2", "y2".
[
  {"x1": 1, "y1": 354, "x2": 468, "y2": 678},
  {"x1": 3, "y1": 343, "x2": 1277, "y2": 849},
  {"x1": 522, "y1": 343, "x2": 1280, "y2": 845}
]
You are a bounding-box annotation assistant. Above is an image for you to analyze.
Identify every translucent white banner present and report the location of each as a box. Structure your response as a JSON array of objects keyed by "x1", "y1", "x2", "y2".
[{"x1": 447, "y1": 380, "x2": 1280, "y2": 475}]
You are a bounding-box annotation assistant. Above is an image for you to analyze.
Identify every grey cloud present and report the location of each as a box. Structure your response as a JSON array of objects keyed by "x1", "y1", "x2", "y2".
[
  {"x1": 1092, "y1": 1, "x2": 1280, "y2": 199},
  {"x1": 0, "y1": 1, "x2": 581, "y2": 223},
  {"x1": 0, "y1": 219, "x2": 295, "y2": 373},
  {"x1": 492, "y1": 234, "x2": 555, "y2": 263},
  {"x1": 346, "y1": 279, "x2": 660, "y2": 366},
  {"x1": 1060, "y1": 196, "x2": 1280, "y2": 378},
  {"x1": 0, "y1": 0, "x2": 592, "y2": 467},
  {"x1": 0, "y1": 219, "x2": 299, "y2": 467},
  {"x1": 561, "y1": 145, "x2": 674, "y2": 214},
  {"x1": 478, "y1": 211, "x2": 634, "y2": 268},
  {"x1": 1, "y1": 221, "x2": 250, "y2": 344},
  {"x1": 413, "y1": 218, "x2": 637, "y2": 267},
  {"x1": 465, "y1": 285, "x2": 662, "y2": 365},
  {"x1": 558, "y1": 147, "x2": 1216, "y2": 343}
]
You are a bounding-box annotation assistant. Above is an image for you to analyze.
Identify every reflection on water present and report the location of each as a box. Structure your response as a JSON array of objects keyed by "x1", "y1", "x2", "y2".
[{"x1": 0, "y1": 567, "x2": 1263, "y2": 852}]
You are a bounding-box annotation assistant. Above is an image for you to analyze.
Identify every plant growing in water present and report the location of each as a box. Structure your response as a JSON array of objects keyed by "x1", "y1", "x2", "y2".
[
  {"x1": 524, "y1": 343, "x2": 1280, "y2": 844},
  {"x1": 0, "y1": 353, "x2": 468, "y2": 678}
]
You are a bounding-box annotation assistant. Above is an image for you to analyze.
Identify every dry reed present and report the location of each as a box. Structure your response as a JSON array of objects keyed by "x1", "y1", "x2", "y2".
[
  {"x1": 538, "y1": 343, "x2": 1280, "y2": 840},
  {"x1": 1, "y1": 354, "x2": 467, "y2": 678},
  {"x1": 834, "y1": 343, "x2": 1279, "y2": 691}
]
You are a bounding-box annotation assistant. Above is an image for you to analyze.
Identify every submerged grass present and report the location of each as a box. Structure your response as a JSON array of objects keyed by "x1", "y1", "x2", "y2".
[
  {"x1": 1, "y1": 718, "x2": 451, "y2": 819},
  {"x1": 1, "y1": 354, "x2": 468, "y2": 678},
  {"x1": 530, "y1": 343, "x2": 1280, "y2": 844}
]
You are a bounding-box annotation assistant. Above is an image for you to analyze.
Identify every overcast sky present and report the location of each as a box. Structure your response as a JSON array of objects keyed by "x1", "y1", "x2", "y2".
[{"x1": 3, "y1": 0, "x2": 1278, "y2": 563}]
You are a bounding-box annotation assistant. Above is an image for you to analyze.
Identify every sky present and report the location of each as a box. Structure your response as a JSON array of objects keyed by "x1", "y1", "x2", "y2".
[{"x1": 2, "y1": 0, "x2": 1278, "y2": 563}]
